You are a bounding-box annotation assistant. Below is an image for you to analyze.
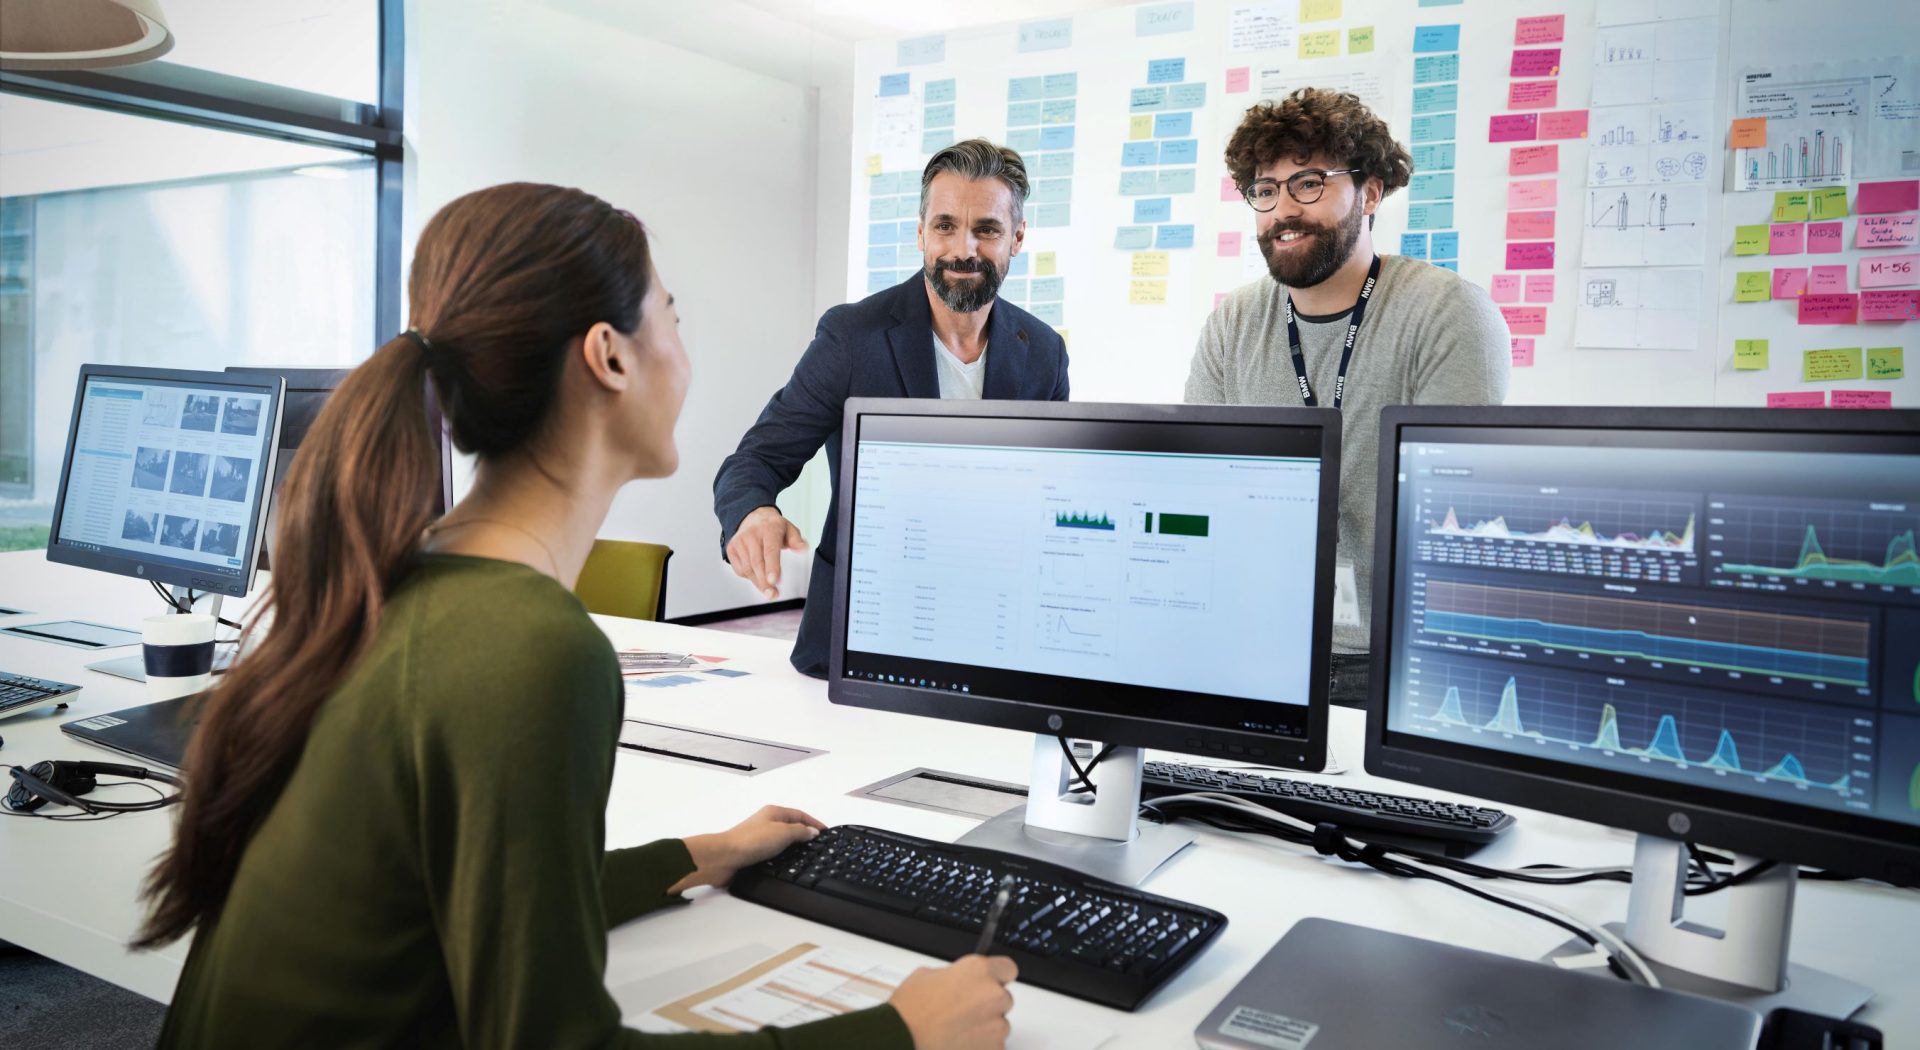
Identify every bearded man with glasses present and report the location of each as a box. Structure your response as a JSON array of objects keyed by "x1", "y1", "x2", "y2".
[{"x1": 1186, "y1": 88, "x2": 1509, "y2": 711}]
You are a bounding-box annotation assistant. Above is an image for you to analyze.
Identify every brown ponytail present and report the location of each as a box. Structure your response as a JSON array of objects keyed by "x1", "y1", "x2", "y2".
[{"x1": 137, "y1": 183, "x2": 652, "y2": 948}]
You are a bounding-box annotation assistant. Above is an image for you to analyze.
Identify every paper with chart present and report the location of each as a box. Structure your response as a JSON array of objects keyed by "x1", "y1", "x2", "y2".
[
  {"x1": 1581, "y1": 184, "x2": 1709, "y2": 266},
  {"x1": 1587, "y1": 101, "x2": 1714, "y2": 188},
  {"x1": 1735, "y1": 59, "x2": 1920, "y2": 188},
  {"x1": 1574, "y1": 267, "x2": 1704, "y2": 350}
]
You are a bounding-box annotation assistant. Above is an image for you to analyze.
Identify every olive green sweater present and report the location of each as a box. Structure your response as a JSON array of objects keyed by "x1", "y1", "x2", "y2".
[{"x1": 157, "y1": 554, "x2": 913, "y2": 1049}]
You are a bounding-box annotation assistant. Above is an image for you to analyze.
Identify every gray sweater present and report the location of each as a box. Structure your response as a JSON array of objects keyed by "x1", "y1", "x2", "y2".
[{"x1": 1185, "y1": 253, "x2": 1510, "y2": 654}]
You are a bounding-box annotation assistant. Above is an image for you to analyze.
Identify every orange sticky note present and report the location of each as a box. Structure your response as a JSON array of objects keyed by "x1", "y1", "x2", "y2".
[{"x1": 1730, "y1": 117, "x2": 1766, "y2": 149}]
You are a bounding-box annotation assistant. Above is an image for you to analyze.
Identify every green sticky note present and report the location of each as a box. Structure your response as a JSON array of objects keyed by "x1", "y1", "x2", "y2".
[
  {"x1": 1808, "y1": 187, "x2": 1849, "y2": 221},
  {"x1": 1733, "y1": 225, "x2": 1769, "y2": 255},
  {"x1": 1734, "y1": 272, "x2": 1771, "y2": 302},
  {"x1": 1349, "y1": 26, "x2": 1375, "y2": 53},
  {"x1": 1802, "y1": 347, "x2": 1863, "y2": 382},
  {"x1": 1772, "y1": 191, "x2": 1809, "y2": 223},
  {"x1": 1867, "y1": 346, "x2": 1904, "y2": 380},
  {"x1": 1734, "y1": 339, "x2": 1769, "y2": 370}
]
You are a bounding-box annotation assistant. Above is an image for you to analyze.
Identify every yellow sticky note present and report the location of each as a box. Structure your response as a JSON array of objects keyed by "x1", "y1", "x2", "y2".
[
  {"x1": 1734, "y1": 272, "x2": 1771, "y2": 303},
  {"x1": 1867, "y1": 346, "x2": 1905, "y2": 380},
  {"x1": 1301, "y1": 0, "x2": 1341, "y2": 22},
  {"x1": 1733, "y1": 339, "x2": 1769, "y2": 370},
  {"x1": 1733, "y1": 225, "x2": 1769, "y2": 255},
  {"x1": 1056, "y1": 328, "x2": 1069, "y2": 348},
  {"x1": 1808, "y1": 187, "x2": 1849, "y2": 221},
  {"x1": 1129, "y1": 115, "x2": 1153, "y2": 140},
  {"x1": 1131, "y1": 251, "x2": 1170, "y2": 277},
  {"x1": 1771, "y1": 191, "x2": 1809, "y2": 223},
  {"x1": 1129, "y1": 279, "x2": 1168, "y2": 305},
  {"x1": 1348, "y1": 26, "x2": 1375, "y2": 54},
  {"x1": 1802, "y1": 347, "x2": 1863, "y2": 382},
  {"x1": 1300, "y1": 30, "x2": 1340, "y2": 59},
  {"x1": 1034, "y1": 252, "x2": 1056, "y2": 276},
  {"x1": 865, "y1": 154, "x2": 882, "y2": 176}
]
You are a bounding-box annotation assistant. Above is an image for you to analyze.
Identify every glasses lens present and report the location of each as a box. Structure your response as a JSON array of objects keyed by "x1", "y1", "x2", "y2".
[
  {"x1": 1246, "y1": 181, "x2": 1281, "y2": 211},
  {"x1": 1288, "y1": 173, "x2": 1328, "y2": 203}
]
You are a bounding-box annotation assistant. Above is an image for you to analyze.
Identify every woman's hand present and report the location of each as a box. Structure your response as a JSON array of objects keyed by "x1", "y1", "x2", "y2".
[{"x1": 670, "y1": 805, "x2": 827, "y2": 893}]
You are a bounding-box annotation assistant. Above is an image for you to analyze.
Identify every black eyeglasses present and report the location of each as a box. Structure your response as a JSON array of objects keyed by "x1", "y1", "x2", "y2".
[{"x1": 1243, "y1": 169, "x2": 1362, "y2": 211}]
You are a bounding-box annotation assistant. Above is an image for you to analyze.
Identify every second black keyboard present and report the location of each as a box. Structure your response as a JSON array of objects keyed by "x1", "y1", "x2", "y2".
[
  {"x1": 729, "y1": 824, "x2": 1226, "y2": 1010},
  {"x1": 1140, "y1": 761, "x2": 1515, "y2": 847}
]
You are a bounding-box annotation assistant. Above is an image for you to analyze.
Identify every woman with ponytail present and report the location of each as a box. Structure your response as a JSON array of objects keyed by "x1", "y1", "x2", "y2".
[{"x1": 140, "y1": 183, "x2": 1019, "y2": 1050}]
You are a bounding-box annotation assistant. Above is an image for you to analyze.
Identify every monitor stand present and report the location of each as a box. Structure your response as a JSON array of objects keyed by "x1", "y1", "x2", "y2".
[
  {"x1": 955, "y1": 734, "x2": 1194, "y2": 887},
  {"x1": 1545, "y1": 834, "x2": 1872, "y2": 1018},
  {"x1": 86, "y1": 588, "x2": 234, "y2": 683}
]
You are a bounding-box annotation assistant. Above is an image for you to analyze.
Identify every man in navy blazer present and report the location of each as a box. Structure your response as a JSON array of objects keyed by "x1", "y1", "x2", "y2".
[{"x1": 714, "y1": 139, "x2": 1071, "y2": 678}]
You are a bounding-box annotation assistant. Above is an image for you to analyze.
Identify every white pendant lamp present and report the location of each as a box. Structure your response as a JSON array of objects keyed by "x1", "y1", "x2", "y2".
[{"x1": 0, "y1": 0, "x2": 174, "y2": 71}]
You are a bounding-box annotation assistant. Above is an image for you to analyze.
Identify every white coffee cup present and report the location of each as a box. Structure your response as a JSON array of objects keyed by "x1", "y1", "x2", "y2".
[{"x1": 142, "y1": 613, "x2": 217, "y2": 701}]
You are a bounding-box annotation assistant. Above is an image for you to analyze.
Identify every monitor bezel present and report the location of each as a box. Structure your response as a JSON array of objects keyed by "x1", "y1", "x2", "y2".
[
  {"x1": 46, "y1": 364, "x2": 285, "y2": 599},
  {"x1": 1365, "y1": 405, "x2": 1920, "y2": 886},
  {"x1": 829, "y1": 398, "x2": 1339, "y2": 771}
]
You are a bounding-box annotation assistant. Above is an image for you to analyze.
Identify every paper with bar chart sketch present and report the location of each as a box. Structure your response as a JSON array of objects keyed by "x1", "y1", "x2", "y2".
[{"x1": 1734, "y1": 59, "x2": 1920, "y2": 188}]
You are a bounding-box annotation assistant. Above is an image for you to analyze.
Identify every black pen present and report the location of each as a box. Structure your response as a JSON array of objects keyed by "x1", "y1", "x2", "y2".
[{"x1": 973, "y1": 875, "x2": 1016, "y2": 955}]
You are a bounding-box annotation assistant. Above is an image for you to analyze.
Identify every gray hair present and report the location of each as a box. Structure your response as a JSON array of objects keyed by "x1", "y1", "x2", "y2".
[{"x1": 919, "y1": 138, "x2": 1030, "y2": 227}]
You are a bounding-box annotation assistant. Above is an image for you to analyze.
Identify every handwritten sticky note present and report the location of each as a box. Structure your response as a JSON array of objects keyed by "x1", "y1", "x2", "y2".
[
  {"x1": 1400, "y1": 233, "x2": 1429, "y2": 259},
  {"x1": 1515, "y1": 14, "x2": 1565, "y2": 44},
  {"x1": 1155, "y1": 224, "x2": 1195, "y2": 250},
  {"x1": 1221, "y1": 175, "x2": 1241, "y2": 203},
  {"x1": 1350, "y1": 26, "x2": 1375, "y2": 53},
  {"x1": 1115, "y1": 226, "x2": 1154, "y2": 250},
  {"x1": 1772, "y1": 191, "x2": 1809, "y2": 223},
  {"x1": 1772, "y1": 268, "x2": 1808, "y2": 299},
  {"x1": 1511, "y1": 337, "x2": 1536, "y2": 367},
  {"x1": 1806, "y1": 222, "x2": 1843, "y2": 254},
  {"x1": 1131, "y1": 251, "x2": 1170, "y2": 277},
  {"x1": 1768, "y1": 390, "x2": 1826, "y2": 408},
  {"x1": 1802, "y1": 346, "x2": 1863, "y2": 381},
  {"x1": 1508, "y1": 179, "x2": 1557, "y2": 210},
  {"x1": 878, "y1": 73, "x2": 909, "y2": 97},
  {"x1": 1729, "y1": 117, "x2": 1767, "y2": 149},
  {"x1": 1798, "y1": 294, "x2": 1860, "y2": 325},
  {"x1": 1217, "y1": 232, "x2": 1242, "y2": 257},
  {"x1": 1808, "y1": 187, "x2": 1848, "y2": 221},
  {"x1": 1506, "y1": 243, "x2": 1555, "y2": 270},
  {"x1": 1509, "y1": 144, "x2": 1558, "y2": 175},
  {"x1": 1810, "y1": 265, "x2": 1848, "y2": 293},
  {"x1": 1490, "y1": 274, "x2": 1522, "y2": 302},
  {"x1": 1734, "y1": 339, "x2": 1769, "y2": 370},
  {"x1": 1732, "y1": 225, "x2": 1769, "y2": 255},
  {"x1": 1490, "y1": 114, "x2": 1538, "y2": 142},
  {"x1": 1857, "y1": 180, "x2": 1920, "y2": 214},
  {"x1": 1769, "y1": 224, "x2": 1805, "y2": 255},
  {"x1": 1499, "y1": 305, "x2": 1548, "y2": 335},
  {"x1": 1858, "y1": 215, "x2": 1919, "y2": 249},
  {"x1": 1862, "y1": 291, "x2": 1920, "y2": 322},
  {"x1": 1831, "y1": 389, "x2": 1893, "y2": 409},
  {"x1": 1300, "y1": 30, "x2": 1341, "y2": 58},
  {"x1": 1413, "y1": 24, "x2": 1461, "y2": 53},
  {"x1": 1511, "y1": 48, "x2": 1560, "y2": 77},
  {"x1": 1734, "y1": 272, "x2": 1771, "y2": 302},
  {"x1": 1524, "y1": 274, "x2": 1555, "y2": 302},
  {"x1": 1508, "y1": 80, "x2": 1558, "y2": 110},
  {"x1": 1431, "y1": 231, "x2": 1458, "y2": 259},
  {"x1": 1538, "y1": 110, "x2": 1589, "y2": 140},
  {"x1": 1414, "y1": 53, "x2": 1460, "y2": 83},
  {"x1": 1129, "y1": 115, "x2": 1154, "y2": 139},
  {"x1": 1034, "y1": 252, "x2": 1056, "y2": 276},
  {"x1": 1867, "y1": 346, "x2": 1905, "y2": 378},
  {"x1": 1301, "y1": 0, "x2": 1342, "y2": 22},
  {"x1": 1129, "y1": 278, "x2": 1168, "y2": 305},
  {"x1": 1226, "y1": 66, "x2": 1250, "y2": 93},
  {"x1": 864, "y1": 154, "x2": 883, "y2": 176},
  {"x1": 1861, "y1": 253, "x2": 1918, "y2": 288},
  {"x1": 1146, "y1": 57, "x2": 1186, "y2": 84},
  {"x1": 1505, "y1": 211, "x2": 1555, "y2": 240}
]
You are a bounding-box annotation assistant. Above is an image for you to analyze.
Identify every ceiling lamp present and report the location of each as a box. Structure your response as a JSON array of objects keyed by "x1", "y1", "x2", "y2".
[{"x1": 0, "y1": 0, "x2": 174, "y2": 71}]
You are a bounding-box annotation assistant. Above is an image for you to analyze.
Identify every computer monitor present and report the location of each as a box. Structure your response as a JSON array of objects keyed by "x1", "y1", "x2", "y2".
[
  {"x1": 1366, "y1": 405, "x2": 1920, "y2": 1015},
  {"x1": 829, "y1": 399, "x2": 1340, "y2": 884}
]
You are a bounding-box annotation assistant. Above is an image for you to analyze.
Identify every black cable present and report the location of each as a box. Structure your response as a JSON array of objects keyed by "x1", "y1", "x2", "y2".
[
  {"x1": 185, "y1": 590, "x2": 245, "y2": 631},
  {"x1": 1055, "y1": 737, "x2": 1115, "y2": 794}
]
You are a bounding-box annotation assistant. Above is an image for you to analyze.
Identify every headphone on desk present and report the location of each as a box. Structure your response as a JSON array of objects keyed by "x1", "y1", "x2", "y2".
[{"x1": 3, "y1": 760, "x2": 182, "y2": 816}]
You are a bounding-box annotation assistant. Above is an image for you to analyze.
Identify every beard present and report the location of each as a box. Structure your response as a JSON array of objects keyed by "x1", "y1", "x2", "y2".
[
  {"x1": 924, "y1": 255, "x2": 1003, "y2": 312},
  {"x1": 1258, "y1": 194, "x2": 1366, "y2": 290}
]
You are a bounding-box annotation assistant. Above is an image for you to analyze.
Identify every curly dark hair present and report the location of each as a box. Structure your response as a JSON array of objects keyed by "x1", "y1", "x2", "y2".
[{"x1": 1224, "y1": 88, "x2": 1413, "y2": 198}]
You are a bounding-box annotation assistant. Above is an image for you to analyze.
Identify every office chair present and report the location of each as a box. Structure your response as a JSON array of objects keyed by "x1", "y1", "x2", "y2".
[{"x1": 574, "y1": 539, "x2": 673, "y2": 621}]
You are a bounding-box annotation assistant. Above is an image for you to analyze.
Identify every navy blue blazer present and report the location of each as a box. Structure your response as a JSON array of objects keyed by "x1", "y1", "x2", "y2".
[{"x1": 713, "y1": 271, "x2": 1071, "y2": 677}]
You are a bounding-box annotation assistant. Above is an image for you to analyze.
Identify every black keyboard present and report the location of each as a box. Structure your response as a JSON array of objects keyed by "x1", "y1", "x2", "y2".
[
  {"x1": 1141, "y1": 761, "x2": 1515, "y2": 846},
  {"x1": 0, "y1": 671, "x2": 81, "y2": 717},
  {"x1": 729, "y1": 824, "x2": 1226, "y2": 1010}
]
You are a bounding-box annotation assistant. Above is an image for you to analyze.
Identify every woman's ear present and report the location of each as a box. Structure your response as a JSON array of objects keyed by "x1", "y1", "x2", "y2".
[{"x1": 578, "y1": 321, "x2": 632, "y2": 392}]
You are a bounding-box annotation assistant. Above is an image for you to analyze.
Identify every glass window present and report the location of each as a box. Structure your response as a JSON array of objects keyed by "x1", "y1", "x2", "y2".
[{"x1": 162, "y1": 0, "x2": 379, "y2": 104}]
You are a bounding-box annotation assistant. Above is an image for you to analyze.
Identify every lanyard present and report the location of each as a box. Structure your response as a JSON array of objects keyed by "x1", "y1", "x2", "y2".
[{"x1": 1282, "y1": 254, "x2": 1382, "y2": 410}]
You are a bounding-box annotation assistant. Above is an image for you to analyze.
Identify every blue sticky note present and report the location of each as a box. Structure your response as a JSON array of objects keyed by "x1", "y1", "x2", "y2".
[
  {"x1": 1154, "y1": 112, "x2": 1193, "y2": 138},
  {"x1": 1040, "y1": 126, "x2": 1075, "y2": 150},
  {"x1": 1410, "y1": 172, "x2": 1454, "y2": 201},
  {"x1": 1038, "y1": 152, "x2": 1075, "y2": 177},
  {"x1": 1001, "y1": 277, "x2": 1028, "y2": 301},
  {"x1": 1030, "y1": 276, "x2": 1065, "y2": 301},
  {"x1": 924, "y1": 103, "x2": 955, "y2": 129},
  {"x1": 879, "y1": 73, "x2": 909, "y2": 97},
  {"x1": 1115, "y1": 226, "x2": 1155, "y2": 250},
  {"x1": 631, "y1": 673, "x2": 703, "y2": 689},
  {"x1": 1034, "y1": 203, "x2": 1071, "y2": 227},
  {"x1": 1008, "y1": 101, "x2": 1042, "y2": 126},
  {"x1": 1159, "y1": 139, "x2": 1199, "y2": 166},
  {"x1": 1155, "y1": 224, "x2": 1196, "y2": 249},
  {"x1": 1007, "y1": 254, "x2": 1031, "y2": 276},
  {"x1": 1409, "y1": 113, "x2": 1456, "y2": 144},
  {"x1": 1434, "y1": 260, "x2": 1459, "y2": 272},
  {"x1": 1041, "y1": 99, "x2": 1076, "y2": 124},
  {"x1": 1414, "y1": 54, "x2": 1460, "y2": 84},
  {"x1": 1134, "y1": 197, "x2": 1173, "y2": 223},
  {"x1": 1009, "y1": 128, "x2": 1043, "y2": 152},
  {"x1": 865, "y1": 271, "x2": 894, "y2": 294},
  {"x1": 1411, "y1": 84, "x2": 1458, "y2": 115},
  {"x1": 868, "y1": 197, "x2": 894, "y2": 221},
  {"x1": 1412, "y1": 25, "x2": 1461, "y2": 53},
  {"x1": 703, "y1": 667, "x2": 752, "y2": 679},
  {"x1": 1029, "y1": 301, "x2": 1065, "y2": 326},
  {"x1": 896, "y1": 220, "x2": 919, "y2": 243},
  {"x1": 869, "y1": 172, "x2": 898, "y2": 196},
  {"x1": 1147, "y1": 58, "x2": 1186, "y2": 84},
  {"x1": 1009, "y1": 76, "x2": 1044, "y2": 102},
  {"x1": 897, "y1": 34, "x2": 946, "y2": 65},
  {"x1": 1411, "y1": 142, "x2": 1456, "y2": 171},
  {"x1": 1166, "y1": 82, "x2": 1207, "y2": 110},
  {"x1": 1419, "y1": 0, "x2": 1464, "y2": 6},
  {"x1": 1157, "y1": 168, "x2": 1196, "y2": 194},
  {"x1": 869, "y1": 221, "x2": 894, "y2": 244},
  {"x1": 867, "y1": 245, "x2": 898, "y2": 269},
  {"x1": 924, "y1": 78, "x2": 956, "y2": 104},
  {"x1": 1399, "y1": 233, "x2": 1430, "y2": 259},
  {"x1": 922, "y1": 130, "x2": 955, "y2": 153},
  {"x1": 1044, "y1": 73, "x2": 1079, "y2": 98},
  {"x1": 1019, "y1": 18, "x2": 1073, "y2": 52},
  {"x1": 1130, "y1": 86, "x2": 1167, "y2": 112},
  {"x1": 1119, "y1": 171, "x2": 1159, "y2": 195},
  {"x1": 1122, "y1": 141, "x2": 1160, "y2": 167},
  {"x1": 1031, "y1": 178, "x2": 1072, "y2": 204},
  {"x1": 1407, "y1": 202, "x2": 1456, "y2": 229},
  {"x1": 1430, "y1": 231, "x2": 1460, "y2": 260},
  {"x1": 1136, "y1": 2, "x2": 1195, "y2": 36}
]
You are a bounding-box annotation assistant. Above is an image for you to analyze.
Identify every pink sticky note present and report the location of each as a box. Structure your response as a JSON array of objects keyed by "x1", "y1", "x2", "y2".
[
  {"x1": 1524, "y1": 274, "x2": 1555, "y2": 302},
  {"x1": 1860, "y1": 253, "x2": 1918, "y2": 288},
  {"x1": 1214, "y1": 292, "x2": 1228, "y2": 308},
  {"x1": 1226, "y1": 66, "x2": 1250, "y2": 93},
  {"x1": 1830, "y1": 389, "x2": 1892, "y2": 409},
  {"x1": 1217, "y1": 231, "x2": 1242, "y2": 257},
  {"x1": 1797, "y1": 293, "x2": 1859, "y2": 324},
  {"x1": 1809, "y1": 265, "x2": 1848, "y2": 293},
  {"x1": 1857, "y1": 215, "x2": 1919, "y2": 249},
  {"x1": 1499, "y1": 305, "x2": 1548, "y2": 335},
  {"x1": 1508, "y1": 179, "x2": 1557, "y2": 209},
  {"x1": 1490, "y1": 274, "x2": 1522, "y2": 303},
  {"x1": 1769, "y1": 223, "x2": 1805, "y2": 255},
  {"x1": 1511, "y1": 48, "x2": 1561, "y2": 77},
  {"x1": 1490, "y1": 114, "x2": 1539, "y2": 142},
  {"x1": 1220, "y1": 175, "x2": 1240, "y2": 203},
  {"x1": 1508, "y1": 144, "x2": 1558, "y2": 176},
  {"x1": 1510, "y1": 337, "x2": 1536, "y2": 367},
  {"x1": 1768, "y1": 390, "x2": 1828, "y2": 408},
  {"x1": 1506, "y1": 242, "x2": 1555, "y2": 270},
  {"x1": 1860, "y1": 289, "x2": 1920, "y2": 321},
  {"x1": 1857, "y1": 179, "x2": 1920, "y2": 214},
  {"x1": 1806, "y1": 222, "x2": 1844, "y2": 254},
  {"x1": 1771, "y1": 268, "x2": 1808, "y2": 298},
  {"x1": 1506, "y1": 210, "x2": 1556, "y2": 240},
  {"x1": 1515, "y1": 15, "x2": 1565, "y2": 45},
  {"x1": 1537, "y1": 110, "x2": 1590, "y2": 140},
  {"x1": 1507, "y1": 80, "x2": 1559, "y2": 110}
]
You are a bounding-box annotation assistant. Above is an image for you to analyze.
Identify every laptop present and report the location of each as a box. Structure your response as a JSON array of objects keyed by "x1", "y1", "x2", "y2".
[
  {"x1": 61, "y1": 694, "x2": 204, "y2": 772},
  {"x1": 1195, "y1": 919, "x2": 1762, "y2": 1050}
]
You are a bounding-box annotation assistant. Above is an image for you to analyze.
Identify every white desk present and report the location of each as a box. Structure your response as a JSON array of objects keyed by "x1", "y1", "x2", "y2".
[{"x1": 1, "y1": 550, "x2": 1913, "y2": 1043}]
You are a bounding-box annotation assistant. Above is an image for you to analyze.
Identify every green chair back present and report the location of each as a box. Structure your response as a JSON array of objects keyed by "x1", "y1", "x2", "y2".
[{"x1": 575, "y1": 539, "x2": 673, "y2": 621}]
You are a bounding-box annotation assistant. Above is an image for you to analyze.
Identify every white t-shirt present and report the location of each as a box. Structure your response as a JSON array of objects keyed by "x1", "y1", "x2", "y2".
[{"x1": 933, "y1": 330, "x2": 987, "y2": 400}]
